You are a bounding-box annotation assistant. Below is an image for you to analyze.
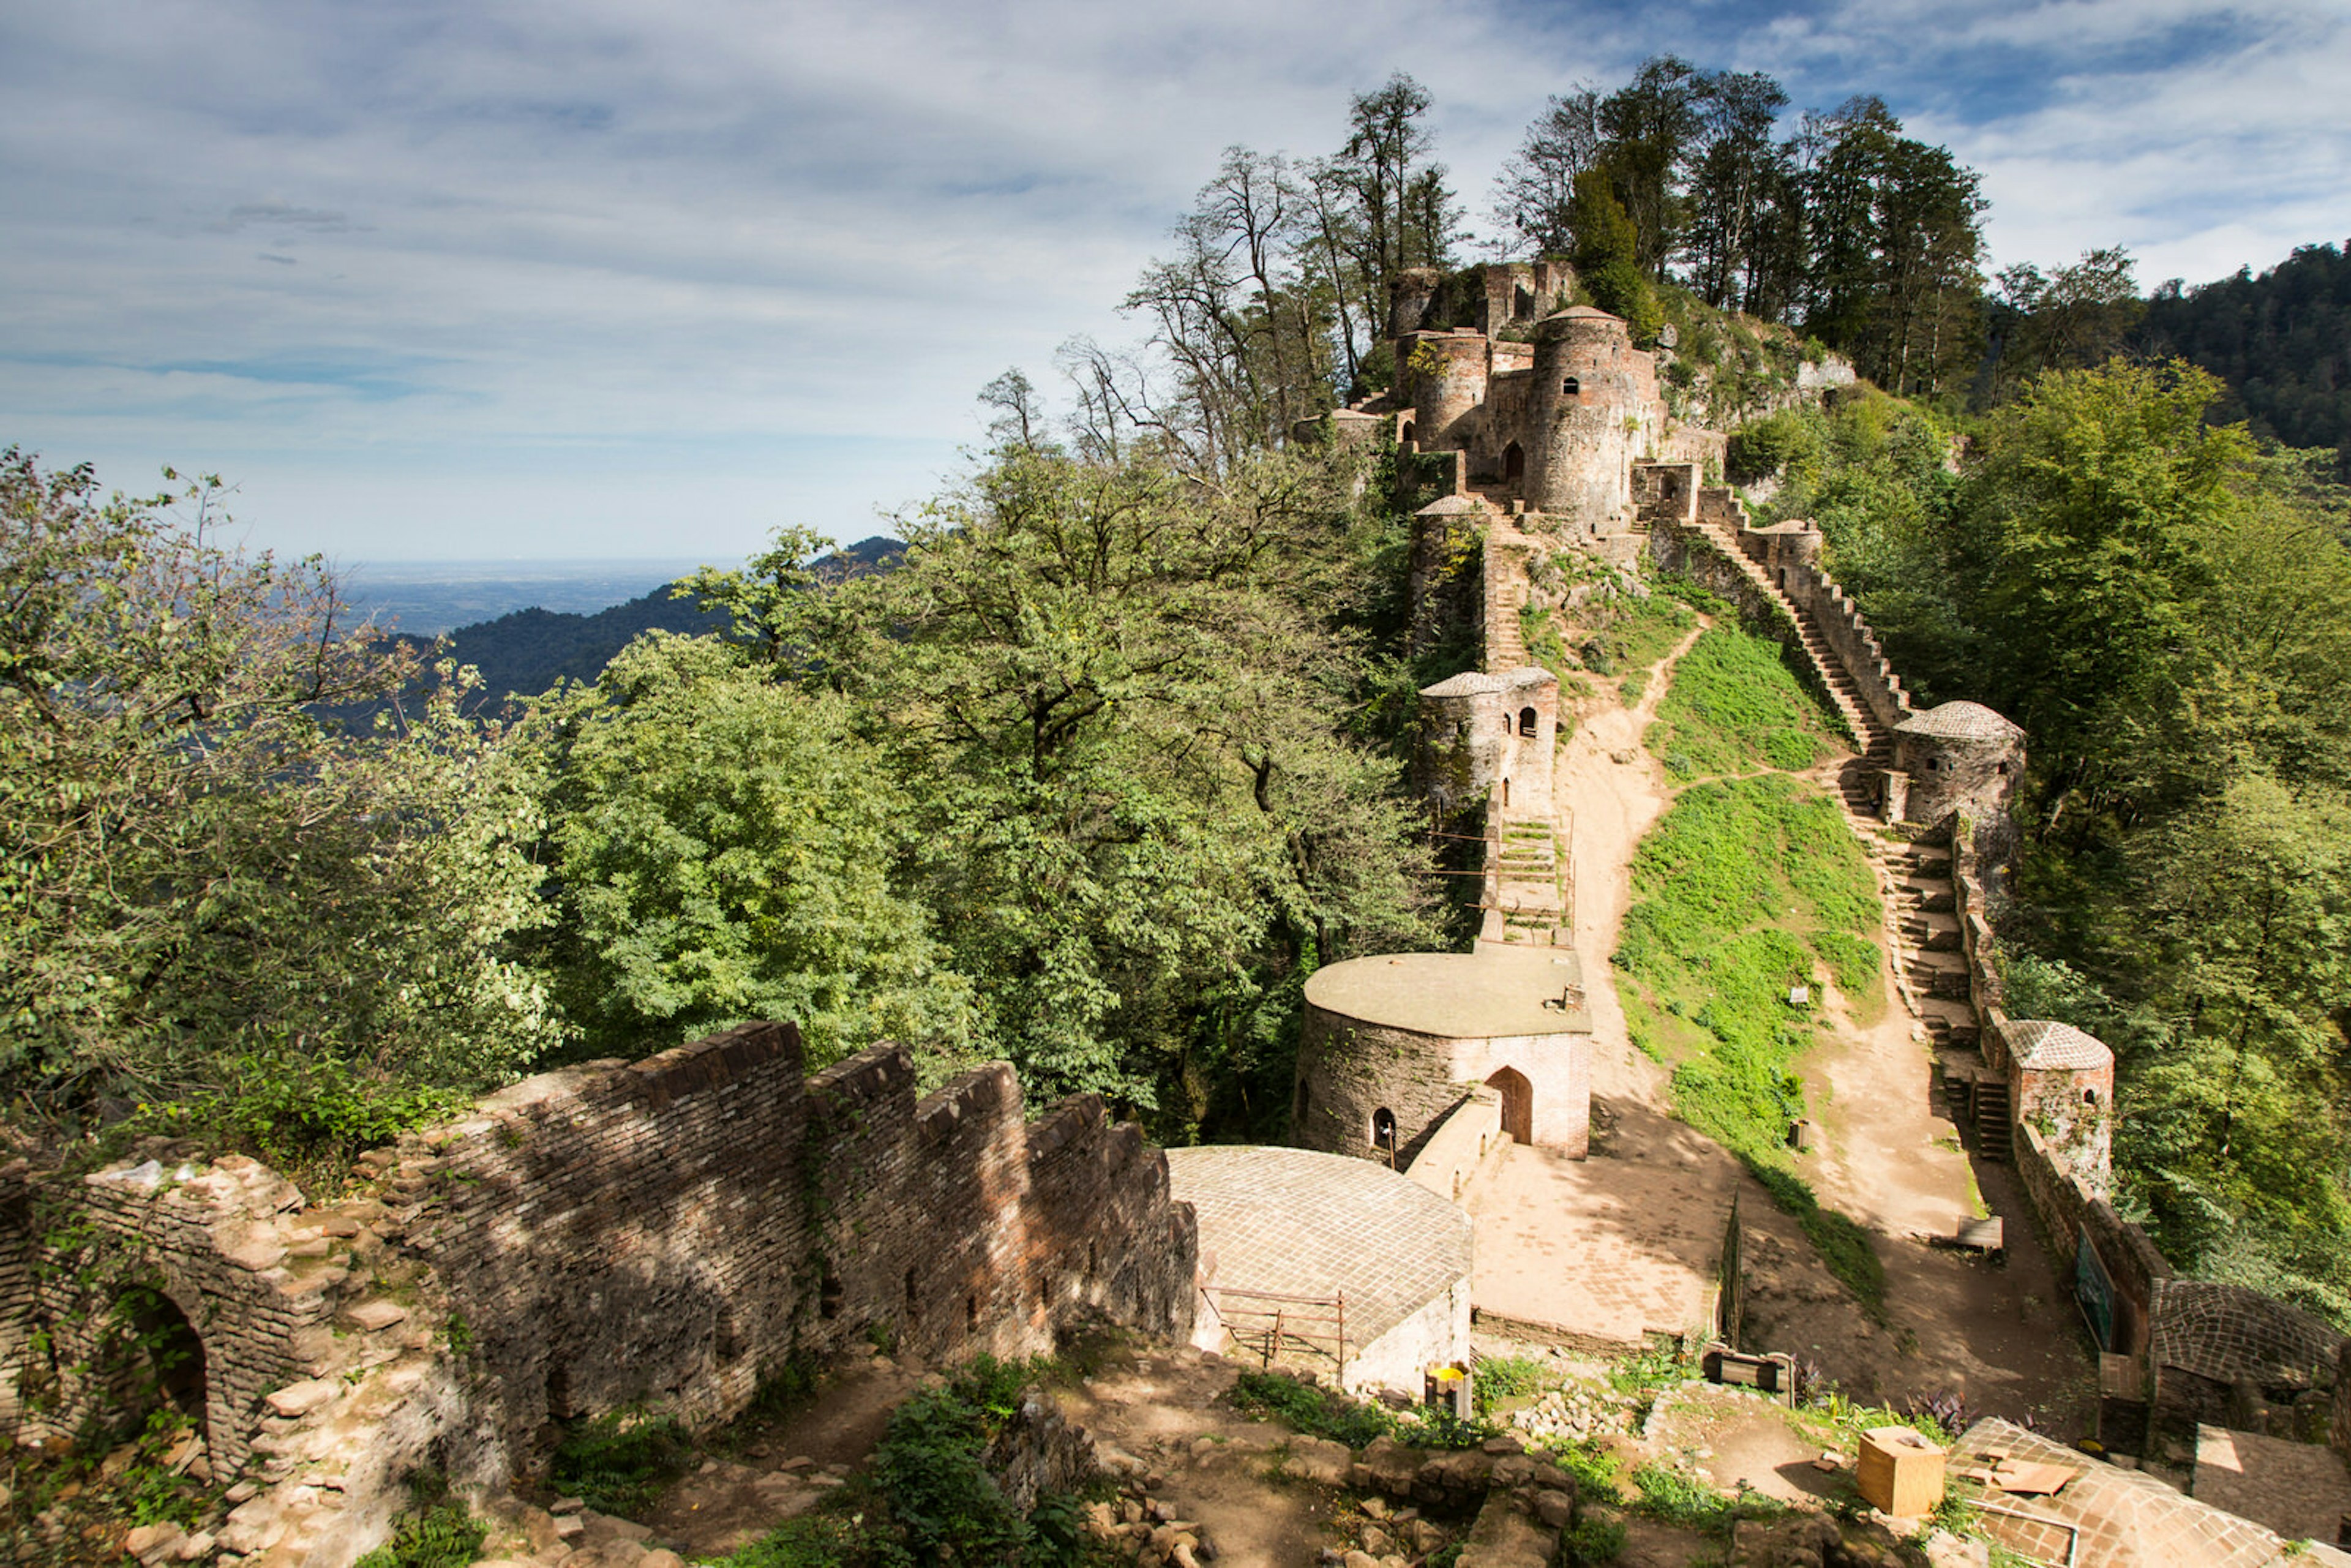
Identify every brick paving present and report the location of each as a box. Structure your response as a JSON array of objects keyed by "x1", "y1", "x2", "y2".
[
  {"x1": 1461, "y1": 1108, "x2": 1736, "y2": 1347},
  {"x1": 1164, "y1": 1146, "x2": 1471, "y2": 1349},
  {"x1": 2193, "y1": 1424, "x2": 2351, "y2": 1548},
  {"x1": 1955, "y1": 1417, "x2": 2315, "y2": 1567}
]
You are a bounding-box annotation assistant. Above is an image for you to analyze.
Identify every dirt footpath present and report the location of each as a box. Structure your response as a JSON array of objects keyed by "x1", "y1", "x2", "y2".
[{"x1": 1547, "y1": 624, "x2": 2094, "y2": 1435}]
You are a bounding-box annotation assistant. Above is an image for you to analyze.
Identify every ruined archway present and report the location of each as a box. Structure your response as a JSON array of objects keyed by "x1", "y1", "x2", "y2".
[{"x1": 1485, "y1": 1067, "x2": 1534, "y2": 1145}]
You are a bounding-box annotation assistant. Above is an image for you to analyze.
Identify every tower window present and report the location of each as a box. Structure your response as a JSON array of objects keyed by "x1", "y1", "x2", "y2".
[{"x1": 1562, "y1": 377, "x2": 1581, "y2": 396}]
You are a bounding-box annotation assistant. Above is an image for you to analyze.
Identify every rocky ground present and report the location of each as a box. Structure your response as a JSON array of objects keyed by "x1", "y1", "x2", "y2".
[{"x1": 391, "y1": 1332, "x2": 2020, "y2": 1568}]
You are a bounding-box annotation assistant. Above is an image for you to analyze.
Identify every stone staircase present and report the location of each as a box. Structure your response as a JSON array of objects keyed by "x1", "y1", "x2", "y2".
[
  {"x1": 1487, "y1": 819, "x2": 1567, "y2": 946},
  {"x1": 1682, "y1": 506, "x2": 2001, "y2": 1084},
  {"x1": 1689, "y1": 506, "x2": 1895, "y2": 797},
  {"x1": 1971, "y1": 1078, "x2": 2013, "y2": 1163},
  {"x1": 1481, "y1": 503, "x2": 1534, "y2": 675}
]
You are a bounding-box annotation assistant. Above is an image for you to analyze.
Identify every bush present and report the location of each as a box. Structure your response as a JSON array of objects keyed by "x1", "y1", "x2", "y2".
[
  {"x1": 356, "y1": 1477, "x2": 484, "y2": 1568},
  {"x1": 1227, "y1": 1368, "x2": 1496, "y2": 1450},
  {"x1": 549, "y1": 1408, "x2": 694, "y2": 1518}
]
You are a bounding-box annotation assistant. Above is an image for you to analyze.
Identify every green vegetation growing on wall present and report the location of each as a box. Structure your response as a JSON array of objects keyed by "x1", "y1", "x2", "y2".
[
  {"x1": 1616, "y1": 775, "x2": 1884, "y2": 1307},
  {"x1": 1646, "y1": 626, "x2": 1837, "y2": 781}
]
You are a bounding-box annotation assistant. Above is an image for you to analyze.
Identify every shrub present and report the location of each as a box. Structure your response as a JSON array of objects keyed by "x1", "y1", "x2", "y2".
[{"x1": 549, "y1": 1408, "x2": 694, "y2": 1518}]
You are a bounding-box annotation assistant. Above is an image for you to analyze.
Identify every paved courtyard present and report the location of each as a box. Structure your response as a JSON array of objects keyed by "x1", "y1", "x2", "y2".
[
  {"x1": 1462, "y1": 1100, "x2": 1737, "y2": 1347},
  {"x1": 2194, "y1": 1424, "x2": 2351, "y2": 1548}
]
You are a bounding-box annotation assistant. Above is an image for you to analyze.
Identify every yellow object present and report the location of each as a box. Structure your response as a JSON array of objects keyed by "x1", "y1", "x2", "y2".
[{"x1": 1857, "y1": 1426, "x2": 1947, "y2": 1517}]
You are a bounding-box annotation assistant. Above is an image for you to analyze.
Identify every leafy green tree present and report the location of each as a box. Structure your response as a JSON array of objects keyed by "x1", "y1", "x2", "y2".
[
  {"x1": 1569, "y1": 171, "x2": 1662, "y2": 343},
  {"x1": 0, "y1": 449, "x2": 556, "y2": 1126},
  {"x1": 800, "y1": 443, "x2": 1438, "y2": 1124},
  {"x1": 533, "y1": 631, "x2": 976, "y2": 1069}
]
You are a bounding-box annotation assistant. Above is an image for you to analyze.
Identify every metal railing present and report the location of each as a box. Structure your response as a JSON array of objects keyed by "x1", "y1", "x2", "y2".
[{"x1": 1199, "y1": 1285, "x2": 1347, "y2": 1381}]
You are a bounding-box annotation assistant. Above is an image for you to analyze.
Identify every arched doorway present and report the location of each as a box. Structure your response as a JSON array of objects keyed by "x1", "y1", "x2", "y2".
[
  {"x1": 1485, "y1": 1067, "x2": 1534, "y2": 1144},
  {"x1": 1400, "y1": 421, "x2": 1417, "y2": 445},
  {"x1": 1503, "y1": 441, "x2": 1525, "y2": 482},
  {"x1": 1371, "y1": 1107, "x2": 1398, "y2": 1166}
]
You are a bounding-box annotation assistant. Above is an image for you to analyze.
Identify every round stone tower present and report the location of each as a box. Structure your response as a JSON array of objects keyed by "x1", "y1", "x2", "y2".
[
  {"x1": 1404, "y1": 331, "x2": 1489, "y2": 452},
  {"x1": 1892, "y1": 700, "x2": 2025, "y2": 828},
  {"x1": 1528, "y1": 307, "x2": 1652, "y2": 528}
]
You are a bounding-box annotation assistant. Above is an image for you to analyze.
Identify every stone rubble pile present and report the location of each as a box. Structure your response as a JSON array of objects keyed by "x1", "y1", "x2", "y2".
[{"x1": 1502, "y1": 1381, "x2": 1638, "y2": 1443}]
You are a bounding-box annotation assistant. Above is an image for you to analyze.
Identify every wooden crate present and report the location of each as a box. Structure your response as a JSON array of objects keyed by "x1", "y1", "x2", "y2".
[{"x1": 1857, "y1": 1425, "x2": 1946, "y2": 1517}]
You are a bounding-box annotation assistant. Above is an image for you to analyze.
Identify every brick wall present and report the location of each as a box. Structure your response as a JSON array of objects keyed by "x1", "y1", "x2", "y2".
[
  {"x1": 3, "y1": 1024, "x2": 1196, "y2": 1565},
  {"x1": 0, "y1": 1155, "x2": 334, "y2": 1476},
  {"x1": 394, "y1": 1024, "x2": 1195, "y2": 1454}
]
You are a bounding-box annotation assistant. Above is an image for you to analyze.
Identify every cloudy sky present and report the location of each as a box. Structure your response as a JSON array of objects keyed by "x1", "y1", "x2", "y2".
[{"x1": 4, "y1": 0, "x2": 2346, "y2": 564}]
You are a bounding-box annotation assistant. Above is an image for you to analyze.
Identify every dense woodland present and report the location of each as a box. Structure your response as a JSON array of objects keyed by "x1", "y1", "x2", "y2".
[{"x1": 3, "y1": 67, "x2": 2348, "y2": 1325}]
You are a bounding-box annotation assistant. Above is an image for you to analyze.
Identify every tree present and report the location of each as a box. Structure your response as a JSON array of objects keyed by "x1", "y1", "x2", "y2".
[
  {"x1": 1490, "y1": 88, "x2": 1603, "y2": 258},
  {"x1": 1569, "y1": 171, "x2": 1662, "y2": 344},
  {"x1": 1313, "y1": 73, "x2": 1458, "y2": 388},
  {"x1": 0, "y1": 449, "x2": 556, "y2": 1130},
  {"x1": 532, "y1": 631, "x2": 976, "y2": 1069},
  {"x1": 796, "y1": 443, "x2": 1439, "y2": 1123},
  {"x1": 1681, "y1": 70, "x2": 1793, "y2": 312},
  {"x1": 1596, "y1": 56, "x2": 1706, "y2": 277}
]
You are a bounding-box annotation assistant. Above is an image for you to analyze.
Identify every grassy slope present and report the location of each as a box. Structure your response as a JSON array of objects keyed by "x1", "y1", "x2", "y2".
[{"x1": 1617, "y1": 618, "x2": 1889, "y2": 1309}]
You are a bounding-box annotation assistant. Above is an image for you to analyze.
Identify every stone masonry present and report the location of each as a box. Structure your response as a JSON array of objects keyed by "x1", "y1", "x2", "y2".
[{"x1": 1, "y1": 1022, "x2": 1196, "y2": 1567}]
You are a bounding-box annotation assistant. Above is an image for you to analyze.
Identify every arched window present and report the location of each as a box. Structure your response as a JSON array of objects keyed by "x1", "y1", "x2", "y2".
[
  {"x1": 1518, "y1": 707, "x2": 1538, "y2": 737},
  {"x1": 1401, "y1": 421, "x2": 1417, "y2": 444},
  {"x1": 1562, "y1": 377, "x2": 1581, "y2": 396},
  {"x1": 2083, "y1": 1087, "x2": 2099, "y2": 1107}
]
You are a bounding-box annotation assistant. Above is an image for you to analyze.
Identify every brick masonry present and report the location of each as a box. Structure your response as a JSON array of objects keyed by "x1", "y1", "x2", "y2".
[{"x1": 1, "y1": 1024, "x2": 1196, "y2": 1567}]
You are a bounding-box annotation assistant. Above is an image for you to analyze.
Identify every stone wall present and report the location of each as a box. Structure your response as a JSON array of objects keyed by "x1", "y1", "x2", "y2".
[
  {"x1": 0, "y1": 1155, "x2": 340, "y2": 1477},
  {"x1": 3, "y1": 1024, "x2": 1196, "y2": 1567},
  {"x1": 396, "y1": 1024, "x2": 1193, "y2": 1455},
  {"x1": 1294, "y1": 1006, "x2": 1588, "y2": 1165},
  {"x1": 1400, "y1": 1088, "x2": 1507, "y2": 1206},
  {"x1": 1775, "y1": 564, "x2": 1914, "y2": 734},
  {"x1": 2334, "y1": 1340, "x2": 2351, "y2": 1461}
]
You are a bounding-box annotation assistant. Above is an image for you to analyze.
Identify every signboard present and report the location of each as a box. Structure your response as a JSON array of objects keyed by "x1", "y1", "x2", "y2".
[{"x1": 2075, "y1": 1230, "x2": 2116, "y2": 1351}]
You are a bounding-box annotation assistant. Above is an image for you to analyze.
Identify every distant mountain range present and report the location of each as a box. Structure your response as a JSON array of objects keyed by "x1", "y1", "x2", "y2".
[{"x1": 373, "y1": 535, "x2": 905, "y2": 707}]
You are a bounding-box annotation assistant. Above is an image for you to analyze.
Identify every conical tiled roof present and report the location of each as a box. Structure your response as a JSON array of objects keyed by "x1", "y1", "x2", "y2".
[
  {"x1": 1895, "y1": 700, "x2": 2023, "y2": 741},
  {"x1": 2003, "y1": 1019, "x2": 2111, "y2": 1071}
]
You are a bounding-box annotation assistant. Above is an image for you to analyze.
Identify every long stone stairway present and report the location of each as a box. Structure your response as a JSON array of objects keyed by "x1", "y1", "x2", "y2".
[{"x1": 1685, "y1": 509, "x2": 1988, "y2": 1086}]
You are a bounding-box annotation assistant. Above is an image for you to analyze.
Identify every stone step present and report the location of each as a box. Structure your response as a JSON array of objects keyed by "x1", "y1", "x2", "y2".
[
  {"x1": 1908, "y1": 949, "x2": 1973, "y2": 1000},
  {"x1": 1900, "y1": 912, "x2": 1963, "y2": 951},
  {"x1": 1918, "y1": 997, "x2": 1981, "y2": 1048},
  {"x1": 1896, "y1": 876, "x2": 1957, "y2": 913}
]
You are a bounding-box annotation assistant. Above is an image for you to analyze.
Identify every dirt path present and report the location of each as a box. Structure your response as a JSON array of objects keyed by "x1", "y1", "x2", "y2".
[
  {"x1": 1547, "y1": 621, "x2": 2094, "y2": 1434},
  {"x1": 1552, "y1": 621, "x2": 1705, "y2": 1106}
]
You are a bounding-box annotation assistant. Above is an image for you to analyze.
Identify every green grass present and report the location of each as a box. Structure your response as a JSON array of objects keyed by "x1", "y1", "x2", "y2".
[
  {"x1": 1646, "y1": 626, "x2": 1838, "y2": 782},
  {"x1": 1227, "y1": 1369, "x2": 1495, "y2": 1450},
  {"x1": 1471, "y1": 1354, "x2": 1551, "y2": 1416},
  {"x1": 1614, "y1": 773, "x2": 1888, "y2": 1312}
]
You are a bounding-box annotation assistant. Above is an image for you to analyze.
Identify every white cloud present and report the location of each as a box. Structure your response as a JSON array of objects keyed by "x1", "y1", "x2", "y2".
[{"x1": 0, "y1": 0, "x2": 2344, "y2": 557}]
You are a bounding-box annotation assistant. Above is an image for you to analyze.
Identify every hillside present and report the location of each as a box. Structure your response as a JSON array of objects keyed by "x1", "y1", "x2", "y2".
[
  {"x1": 400, "y1": 535, "x2": 904, "y2": 700},
  {"x1": 2142, "y1": 241, "x2": 2351, "y2": 478}
]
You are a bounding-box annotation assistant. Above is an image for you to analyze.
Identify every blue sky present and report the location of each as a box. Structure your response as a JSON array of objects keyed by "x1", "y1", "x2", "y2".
[{"x1": 3, "y1": 0, "x2": 2345, "y2": 563}]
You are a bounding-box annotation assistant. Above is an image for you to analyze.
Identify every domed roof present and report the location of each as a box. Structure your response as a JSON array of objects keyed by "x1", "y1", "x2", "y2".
[
  {"x1": 1417, "y1": 494, "x2": 1483, "y2": 516},
  {"x1": 2003, "y1": 1019, "x2": 2112, "y2": 1071},
  {"x1": 1895, "y1": 700, "x2": 2023, "y2": 741}
]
